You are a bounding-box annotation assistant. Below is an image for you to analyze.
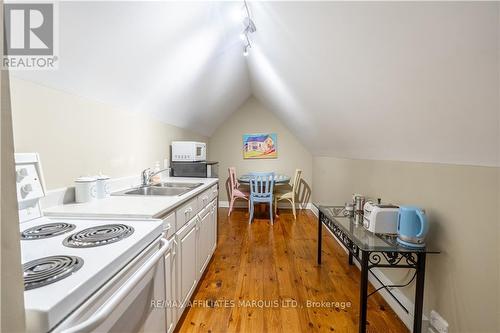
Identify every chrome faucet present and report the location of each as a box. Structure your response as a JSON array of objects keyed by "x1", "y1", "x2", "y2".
[
  {"x1": 141, "y1": 167, "x2": 170, "y2": 187},
  {"x1": 141, "y1": 168, "x2": 153, "y2": 187}
]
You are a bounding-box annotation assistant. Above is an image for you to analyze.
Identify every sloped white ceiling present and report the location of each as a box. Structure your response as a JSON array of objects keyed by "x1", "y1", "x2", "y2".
[
  {"x1": 12, "y1": 1, "x2": 251, "y2": 136},
  {"x1": 12, "y1": 2, "x2": 499, "y2": 166},
  {"x1": 247, "y1": 2, "x2": 500, "y2": 166}
]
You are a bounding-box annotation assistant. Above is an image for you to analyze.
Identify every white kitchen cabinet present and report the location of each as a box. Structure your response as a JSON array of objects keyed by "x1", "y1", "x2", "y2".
[
  {"x1": 210, "y1": 185, "x2": 218, "y2": 202},
  {"x1": 162, "y1": 212, "x2": 176, "y2": 239},
  {"x1": 175, "y1": 198, "x2": 198, "y2": 232},
  {"x1": 209, "y1": 199, "x2": 217, "y2": 253},
  {"x1": 171, "y1": 186, "x2": 218, "y2": 331},
  {"x1": 164, "y1": 239, "x2": 177, "y2": 333},
  {"x1": 197, "y1": 190, "x2": 211, "y2": 210},
  {"x1": 175, "y1": 216, "x2": 198, "y2": 315},
  {"x1": 196, "y1": 206, "x2": 212, "y2": 277},
  {"x1": 160, "y1": 212, "x2": 177, "y2": 333}
]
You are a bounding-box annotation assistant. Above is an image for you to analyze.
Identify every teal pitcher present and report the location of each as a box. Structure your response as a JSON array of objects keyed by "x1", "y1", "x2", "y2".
[{"x1": 396, "y1": 206, "x2": 428, "y2": 248}]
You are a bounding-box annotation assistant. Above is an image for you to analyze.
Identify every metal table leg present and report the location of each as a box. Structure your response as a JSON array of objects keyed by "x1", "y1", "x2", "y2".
[
  {"x1": 413, "y1": 253, "x2": 426, "y2": 333},
  {"x1": 358, "y1": 251, "x2": 369, "y2": 333},
  {"x1": 317, "y1": 212, "x2": 322, "y2": 265}
]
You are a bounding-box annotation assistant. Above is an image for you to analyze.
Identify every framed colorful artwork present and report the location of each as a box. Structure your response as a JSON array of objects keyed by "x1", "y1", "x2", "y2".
[{"x1": 242, "y1": 133, "x2": 277, "y2": 159}]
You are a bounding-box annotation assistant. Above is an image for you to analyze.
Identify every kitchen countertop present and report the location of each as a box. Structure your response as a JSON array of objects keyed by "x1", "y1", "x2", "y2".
[{"x1": 43, "y1": 177, "x2": 218, "y2": 219}]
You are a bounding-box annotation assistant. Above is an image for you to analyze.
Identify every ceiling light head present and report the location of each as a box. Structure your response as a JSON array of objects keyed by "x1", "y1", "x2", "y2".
[
  {"x1": 243, "y1": 17, "x2": 257, "y2": 33},
  {"x1": 239, "y1": 0, "x2": 255, "y2": 57}
]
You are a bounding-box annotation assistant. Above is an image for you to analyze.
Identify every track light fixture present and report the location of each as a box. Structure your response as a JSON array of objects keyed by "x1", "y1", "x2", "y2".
[{"x1": 240, "y1": 0, "x2": 256, "y2": 56}]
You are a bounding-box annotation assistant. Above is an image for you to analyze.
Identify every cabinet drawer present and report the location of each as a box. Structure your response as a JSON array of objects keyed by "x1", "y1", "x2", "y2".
[
  {"x1": 197, "y1": 189, "x2": 211, "y2": 209},
  {"x1": 209, "y1": 184, "x2": 218, "y2": 201},
  {"x1": 162, "y1": 212, "x2": 176, "y2": 239},
  {"x1": 198, "y1": 204, "x2": 211, "y2": 219},
  {"x1": 210, "y1": 198, "x2": 217, "y2": 210},
  {"x1": 175, "y1": 198, "x2": 198, "y2": 232}
]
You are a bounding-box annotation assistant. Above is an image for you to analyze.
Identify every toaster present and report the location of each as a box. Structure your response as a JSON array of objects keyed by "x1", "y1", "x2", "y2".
[{"x1": 363, "y1": 201, "x2": 399, "y2": 234}]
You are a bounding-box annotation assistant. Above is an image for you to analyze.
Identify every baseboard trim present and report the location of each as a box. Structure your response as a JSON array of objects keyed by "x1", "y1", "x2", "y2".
[
  {"x1": 219, "y1": 201, "x2": 312, "y2": 210},
  {"x1": 309, "y1": 206, "x2": 426, "y2": 332}
]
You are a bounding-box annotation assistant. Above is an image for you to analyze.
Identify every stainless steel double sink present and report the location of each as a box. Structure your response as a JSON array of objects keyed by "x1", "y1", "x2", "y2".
[{"x1": 112, "y1": 182, "x2": 203, "y2": 197}]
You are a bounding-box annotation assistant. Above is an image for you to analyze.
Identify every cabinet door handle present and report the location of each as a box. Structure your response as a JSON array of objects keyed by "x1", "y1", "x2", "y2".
[{"x1": 184, "y1": 207, "x2": 193, "y2": 216}]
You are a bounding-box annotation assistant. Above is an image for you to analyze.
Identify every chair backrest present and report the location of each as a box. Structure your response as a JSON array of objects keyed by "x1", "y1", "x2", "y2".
[
  {"x1": 249, "y1": 172, "x2": 275, "y2": 199},
  {"x1": 291, "y1": 169, "x2": 302, "y2": 194},
  {"x1": 228, "y1": 167, "x2": 239, "y2": 191}
]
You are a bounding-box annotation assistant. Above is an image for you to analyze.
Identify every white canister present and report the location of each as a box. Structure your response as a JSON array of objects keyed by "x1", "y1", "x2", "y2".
[
  {"x1": 96, "y1": 174, "x2": 111, "y2": 199},
  {"x1": 75, "y1": 176, "x2": 97, "y2": 203}
]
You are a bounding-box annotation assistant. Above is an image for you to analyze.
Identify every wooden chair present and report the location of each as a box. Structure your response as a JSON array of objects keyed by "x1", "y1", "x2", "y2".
[
  {"x1": 228, "y1": 167, "x2": 249, "y2": 216},
  {"x1": 249, "y1": 172, "x2": 275, "y2": 224},
  {"x1": 275, "y1": 169, "x2": 302, "y2": 219}
]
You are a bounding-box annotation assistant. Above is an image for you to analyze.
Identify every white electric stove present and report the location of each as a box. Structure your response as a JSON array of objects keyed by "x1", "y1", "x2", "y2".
[{"x1": 16, "y1": 154, "x2": 168, "y2": 333}]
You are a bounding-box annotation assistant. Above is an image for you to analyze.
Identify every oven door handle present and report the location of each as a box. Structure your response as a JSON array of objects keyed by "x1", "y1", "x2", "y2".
[{"x1": 61, "y1": 238, "x2": 169, "y2": 333}]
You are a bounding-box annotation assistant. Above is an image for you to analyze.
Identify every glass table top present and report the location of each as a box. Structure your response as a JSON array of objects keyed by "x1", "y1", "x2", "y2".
[
  {"x1": 238, "y1": 174, "x2": 291, "y2": 184},
  {"x1": 315, "y1": 204, "x2": 440, "y2": 253}
]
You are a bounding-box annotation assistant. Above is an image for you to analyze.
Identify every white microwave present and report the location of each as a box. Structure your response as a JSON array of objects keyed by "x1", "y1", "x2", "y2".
[{"x1": 171, "y1": 141, "x2": 206, "y2": 162}]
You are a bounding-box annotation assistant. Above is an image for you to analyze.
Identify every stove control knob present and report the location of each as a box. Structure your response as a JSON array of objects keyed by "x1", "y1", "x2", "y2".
[{"x1": 16, "y1": 168, "x2": 28, "y2": 182}]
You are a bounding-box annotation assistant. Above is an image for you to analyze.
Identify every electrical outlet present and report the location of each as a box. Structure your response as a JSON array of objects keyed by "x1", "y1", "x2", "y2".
[{"x1": 430, "y1": 310, "x2": 449, "y2": 333}]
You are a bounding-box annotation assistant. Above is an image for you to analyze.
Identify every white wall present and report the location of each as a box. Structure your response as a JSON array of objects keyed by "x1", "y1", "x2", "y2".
[
  {"x1": 12, "y1": 1, "x2": 251, "y2": 136},
  {"x1": 0, "y1": 5, "x2": 26, "y2": 328},
  {"x1": 248, "y1": 1, "x2": 499, "y2": 166},
  {"x1": 10, "y1": 78, "x2": 206, "y2": 189},
  {"x1": 313, "y1": 156, "x2": 499, "y2": 332},
  {"x1": 497, "y1": 6, "x2": 500, "y2": 325},
  {"x1": 208, "y1": 97, "x2": 312, "y2": 204}
]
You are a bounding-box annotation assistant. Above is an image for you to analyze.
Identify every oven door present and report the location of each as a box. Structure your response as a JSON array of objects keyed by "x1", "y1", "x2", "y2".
[{"x1": 55, "y1": 238, "x2": 170, "y2": 333}]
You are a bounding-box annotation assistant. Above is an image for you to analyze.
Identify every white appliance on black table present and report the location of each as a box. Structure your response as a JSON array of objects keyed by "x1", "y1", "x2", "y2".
[
  {"x1": 170, "y1": 140, "x2": 217, "y2": 178},
  {"x1": 16, "y1": 153, "x2": 169, "y2": 333},
  {"x1": 171, "y1": 141, "x2": 206, "y2": 162},
  {"x1": 363, "y1": 201, "x2": 399, "y2": 234}
]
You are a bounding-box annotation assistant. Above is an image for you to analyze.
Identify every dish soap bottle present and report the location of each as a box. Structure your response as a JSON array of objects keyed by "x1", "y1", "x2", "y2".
[{"x1": 151, "y1": 161, "x2": 161, "y2": 184}]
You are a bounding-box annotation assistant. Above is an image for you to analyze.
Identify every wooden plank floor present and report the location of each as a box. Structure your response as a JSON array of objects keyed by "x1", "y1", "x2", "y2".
[{"x1": 176, "y1": 207, "x2": 408, "y2": 333}]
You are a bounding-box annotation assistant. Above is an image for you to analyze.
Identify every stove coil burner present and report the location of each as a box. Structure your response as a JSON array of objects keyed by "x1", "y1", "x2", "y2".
[
  {"x1": 23, "y1": 255, "x2": 84, "y2": 290},
  {"x1": 21, "y1": 223, "x2": 77, "y2": 240},
  {"x1": 63, "y1": 224, "x2": 134, "y2": 248}
]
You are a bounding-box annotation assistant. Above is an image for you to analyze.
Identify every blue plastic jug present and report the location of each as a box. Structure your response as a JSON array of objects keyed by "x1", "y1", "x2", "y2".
[{"x1": 397, "y1": 206, "x2": 428, "y2": 248}]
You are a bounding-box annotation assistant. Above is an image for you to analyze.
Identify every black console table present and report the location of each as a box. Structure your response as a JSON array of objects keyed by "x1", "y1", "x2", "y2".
[{"x1": 315, "y1": 204, "x2": 439, "y2": 333}]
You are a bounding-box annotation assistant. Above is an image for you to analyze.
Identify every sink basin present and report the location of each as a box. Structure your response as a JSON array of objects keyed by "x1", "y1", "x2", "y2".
[
  {"x1": 113, "y1": 185, "x2": 197, "y2": 197},
  {"x1": 153, "y1": 182, "x2": 203, "y2": 189},
  {"x1": 112, "y1": 181, "x2": 203, "y2": 197},
  {"x1": 125, "y1": 187, "x2": 190, "y2": 196}
]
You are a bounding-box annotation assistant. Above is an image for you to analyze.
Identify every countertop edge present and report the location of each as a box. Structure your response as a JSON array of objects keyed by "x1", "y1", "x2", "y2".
[{"x1": 43, "y1": 177, "x2": 219, "y2": 220}]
